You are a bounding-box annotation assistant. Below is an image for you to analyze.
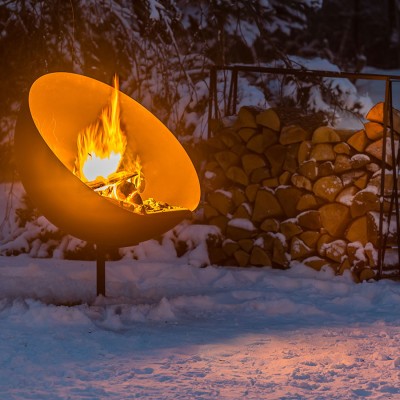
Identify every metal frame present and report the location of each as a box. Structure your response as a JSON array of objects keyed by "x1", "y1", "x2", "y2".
[{"x1": 208, "y1": 65, "x2": 400, "y2": 278}]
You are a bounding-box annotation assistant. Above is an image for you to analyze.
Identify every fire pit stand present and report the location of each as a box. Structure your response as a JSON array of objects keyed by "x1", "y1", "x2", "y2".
[
  {"x1": 14, "y1": 72, "x2": 200, "y2": 298},
  {"x1": 96, "y1": 245, "x2": 106, "y2": 297}
]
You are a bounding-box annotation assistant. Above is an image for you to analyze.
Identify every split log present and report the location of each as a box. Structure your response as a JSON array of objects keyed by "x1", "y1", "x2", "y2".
[
  {"x1": 319, "y1": 203, "x2": 351, "y2": 237},
  {"x1": 364, "y1": 121, "x2": 384, "y2": 140},
  {"x1": 347, "y1": 129, "x2": 369, "y2": 152},
  {"x1": 214, "y1": 150, "x2": 240, "y2": 171},
  {"x1": 345, "y1": 216, "x2": 368, "y2": 245},
  {"x1": 219, "y1": 131, "x2": 241, "y2": 148},
  {"x1": 347, "y1": 129, "x2": 369, "y2": 153},
  {"x1": 261, "y1": 127, "x2": 279, "y2": 148},
  {"x1": 265, "y1": 144, "x2": 287, "y2": 176},
  {"x1": 313, "y1": 175, "x2": 343, "y2": 202},
  {"x1": 262, "y1": 177, "x2": 279, "y2": 188},
  {"x1": 334, "y1": 154, "x2": 352, "y2": 173},
  {"x1": 333, "y1": 142, "x2": 351, "y2": 155},
  {"x1": 303, "y1": 256, "x2": 328, "y2": 271},
  {"x1": 317, "y1": 233, "x2": 334, "y2": 257},
  {"x1": 279, "y1": 171, "x2": 291, "y2": 185},
  {"x1": 299, "y1": 230, "x2": 320, "y2": 248},
  {"x1": 317, "y1": 161, "x2": 334, "y2": 177},
  {"x1": 350, "y1": 190, "x2": 379, "y2": 218},
  {"x1": 209, "y1": 215, "x2": 229, "y2": 233},
  {"x1": 233, "y1": 203, "x2": 252, "y2": 219},
  {"x1": 354, "y1": 173, "x2": 369, "y2": 189},
  {"x1": 365, "y1": 137, "x2": 398, "y2": 167},
  {"x1": 260, "y1": 218, "x2": 280, "y2": 232},
  {"x1": 324, "y1": 239, "x2": 347, "y2": 262},
  {"x1": 366, "y1": 102, "x2": 400, "y2": 133},
  {"x1": 298, "y1": 140, "x2": 312, "y2": 164},
  {"x1": 226, "y1": 166, "x2": 249, "y2": 186},
  {"x1": 251, "y1": 167, "x2": 271, "y2": 183},
  {"x1": 297, "y1": 210, "x2": 321, "y2": 230},
  {"x1": 283, "y1": 143, "x2": 300, "y2": 172},
  {"x1": 237, "y1": 106, "x2": 260, "y2": 128},
  {"x1": 222, "y1": 240, "x2": 240, "y2": 256},
  {"x1": 242, "y1": 153, "x2": 266, "y2": 175},
  {"x1": 256, "y1": 108, "x2": 281, "y2": 131},
  {"x1": 238, "y1": 239, "x2": 254, "y2": 253},
  {"x1": 275, "y1": 186, "x2": 303, "y2": 218},
  {"x1": 312, "y1": 126, "x2": 341, "y2": 143},
  {"x1": 238, "y1": 127, "x2": 257, "y2": 143},
  {"x1": 350, "y1": 154, "x2": 370, "y2": 169},
  {"x1": 291, "y1": 173, "x2": 312, "y2": 191},
  {"x1": 252, "y1": 188, "x2": 284, "y2": 221},
  {"x1": 341, "y1": 170, "x2": 365, "y2": 186},
  {"x1": 231, "y1": 187, "x2": 247, "y2": 207},
  {"x1": 299, "y1": 159, "x2": 318, "y2": 181},
  {"x1": 290, "y1": 237, "x2": 314, "y2": 260},
  {"x1": 296, "y1": 193, "x2": 320, "y2": 211},
  {"x1": 279, "y1": 125, "x2": 309, "y2": 145},
  {"x1": 234, "y1": 249, "x2": 250, "y2": 267},
  {"x1": 337, "y1": 257, "x2": 351, "y2": 275},
  {"x1": 280, "y1": 220, "x2": 303, "y2": 239},
  {"x1": 247, "y1": 133, "x2": 270, "y2": 154},
  {"x1": 359, "y1": 268, "x2": 376, "y2": 281},
  {"x1": 310, "y1": 143, "x2": 336, "y2": 161},
  {"x1": 335, "y1": 185, "x2": 358, "y2": 207},
  {"x1": 226, "y1": 218, "x2": 256, "y2": 240},
  {"x1": 207, "y1": 191, "x2": 234, "y2": 215},
  {"x1": 204, "y1": 204, "x2": 219, "y2": 220},
  {"x1": 250, "y1": 246, "x2": 272, "y2": 266},
  {"x1": 272, "y1": 237, "x2": 290, "y2": 268},
  {"x1": 366, "y1": 212, "x2": 379, "y2": 246},
  {"x1": 245, "y1": 184, "x2": 260, "y2": 202}
]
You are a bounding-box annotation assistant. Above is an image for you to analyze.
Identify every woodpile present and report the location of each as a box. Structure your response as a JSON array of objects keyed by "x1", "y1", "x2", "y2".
[{"x1": 203, "y1": 103, "x2": 399, "y2": 281}]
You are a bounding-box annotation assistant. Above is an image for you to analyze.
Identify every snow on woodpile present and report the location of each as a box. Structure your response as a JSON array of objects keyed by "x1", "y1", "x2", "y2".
[{"x1": 203, "y1": 103, "x2": 400, "y2": 281}]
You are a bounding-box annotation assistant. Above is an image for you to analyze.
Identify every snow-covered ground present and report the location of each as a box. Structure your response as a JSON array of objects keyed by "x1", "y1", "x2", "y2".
[
  {"x1": 1, "y1": 68, "x2": 400, "y2": 399},
  {"x1": 1, "y1": 192, "x2": 400, "y2": 399},
  {"x1": 1, "y1": 253, "x2": 400, "y2": 399}
]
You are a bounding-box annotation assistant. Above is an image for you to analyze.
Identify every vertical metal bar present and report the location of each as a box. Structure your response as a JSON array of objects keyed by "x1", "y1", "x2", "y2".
[
  {"x1": 387, "y1": 80, "x2": 400, "y2": 273},
  {"x1": 96, "y1": 244, "x2": 106, "y2": 297},
  {"x1": 227, "y1": 69, "x2": 235, "y2": 115},
  {"x1": 378, "y1": 79, "x2": 391, "y2": 278},
  {"x1": 208, "y1": 67, "x2": 216, "y2": 137},
  {"x1": 232, "y1": 68, "x2": 238, "y2": 115}
]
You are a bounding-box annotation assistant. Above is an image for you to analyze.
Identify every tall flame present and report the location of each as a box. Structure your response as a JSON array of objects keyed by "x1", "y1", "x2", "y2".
[{"x1": 74, "y1": 75, "x2": 127, "y2": 182}]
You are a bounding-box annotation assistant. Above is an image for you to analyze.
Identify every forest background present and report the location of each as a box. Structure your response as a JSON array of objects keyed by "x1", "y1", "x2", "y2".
[{"x1": 1, "y1": 0, "x2": 399, "y2": 180}]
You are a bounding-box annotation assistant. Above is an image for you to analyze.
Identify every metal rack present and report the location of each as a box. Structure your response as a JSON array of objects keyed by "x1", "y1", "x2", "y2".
[{"x1": 208, "y1": 65, "x2": 400, "y2": 278}]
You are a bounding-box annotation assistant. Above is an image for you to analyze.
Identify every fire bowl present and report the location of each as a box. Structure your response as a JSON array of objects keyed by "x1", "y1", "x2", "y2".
[{"x1": 14, "y1": 72, "x2": 200, "y2": 248}]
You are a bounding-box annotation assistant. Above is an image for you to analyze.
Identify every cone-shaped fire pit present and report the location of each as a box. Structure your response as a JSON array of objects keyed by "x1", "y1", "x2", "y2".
[{"x1": 15, "y1": 72, "x2": 200, "y2": 296}]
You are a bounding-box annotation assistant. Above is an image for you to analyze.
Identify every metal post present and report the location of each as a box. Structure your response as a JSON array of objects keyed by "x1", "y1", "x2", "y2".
[
  {"x1": 388, "y1": 80, "x2": 400, "y2": 270},
  {"x1": 232, "y1": 68, "x2": 238, "y2": 115},
  {"x1": 377, "y1": 79, "x2": 390, "y2": 277},
  {"x1": 96, "y1": 244, "x2": 106, "y2": 297}
]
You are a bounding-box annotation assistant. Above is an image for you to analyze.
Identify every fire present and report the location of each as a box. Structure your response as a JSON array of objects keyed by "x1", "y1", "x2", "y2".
[{"x1": 74, "y1": 76, "x2": 145, "y2": 211}]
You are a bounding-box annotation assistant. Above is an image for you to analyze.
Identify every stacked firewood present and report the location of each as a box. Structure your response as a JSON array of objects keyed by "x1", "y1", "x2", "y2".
[{"x1": 203, "y1": 103, "x2": 400, "y2": 281}]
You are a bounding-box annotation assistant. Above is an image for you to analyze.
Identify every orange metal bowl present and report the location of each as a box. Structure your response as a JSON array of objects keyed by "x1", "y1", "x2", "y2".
[{"x1": 14, "y1": 72, "x2": 200, "y2": 247}]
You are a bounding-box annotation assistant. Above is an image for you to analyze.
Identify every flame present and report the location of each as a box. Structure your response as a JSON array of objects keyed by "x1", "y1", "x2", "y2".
[
  {"x1": 74, "y1": 75, "x2": 127, "y2": 182},
  {"x1": 74, "y1": 75, "x2": 145, "y2": 210}
]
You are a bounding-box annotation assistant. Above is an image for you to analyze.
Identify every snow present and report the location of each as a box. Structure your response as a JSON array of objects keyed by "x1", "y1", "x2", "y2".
[
  {"x1": 2, "y1": 68, "x2": 400, "y2": 399},
  {"x1": 2, "y1": 254, "x2": 400, "y2": 398},
  {"x1": 227, "y1": 218, "x2": 255, "y2": 231}
]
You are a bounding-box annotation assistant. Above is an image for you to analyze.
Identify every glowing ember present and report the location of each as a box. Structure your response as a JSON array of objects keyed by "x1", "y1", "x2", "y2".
[
  {"x1": 73, "y1": 76, "x2": 178, "y2": 214},
  {"x1": 73, "y1": 75, "x2": 145, "y2": 211}
]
